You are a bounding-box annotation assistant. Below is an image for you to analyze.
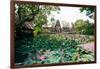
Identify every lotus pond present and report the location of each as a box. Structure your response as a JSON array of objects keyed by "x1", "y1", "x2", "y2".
[{"x1": 15, "y1": 33, "x2": 94, "y2": 65}]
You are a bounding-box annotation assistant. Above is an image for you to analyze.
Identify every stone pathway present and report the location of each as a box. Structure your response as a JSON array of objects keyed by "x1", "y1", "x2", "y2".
[{"x1": 79, "y1": 42, "x2": 95, "y2": 53}]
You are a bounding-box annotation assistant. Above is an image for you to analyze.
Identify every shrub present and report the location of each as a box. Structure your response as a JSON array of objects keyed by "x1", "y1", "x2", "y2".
[{"x1": 74, "y1": 19, "x2": 94, "y2": 35}]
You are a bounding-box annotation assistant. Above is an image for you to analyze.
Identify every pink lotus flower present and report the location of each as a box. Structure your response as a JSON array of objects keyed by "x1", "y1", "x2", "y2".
[{"x1": 38, "y1": 55, "x2": 46, "y2": 61}]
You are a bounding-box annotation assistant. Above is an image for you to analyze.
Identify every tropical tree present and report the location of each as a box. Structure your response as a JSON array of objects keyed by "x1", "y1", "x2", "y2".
[
  {"x1": 74, "y1": 19, "x2": 86, "y2": 34},
  {"x1": 80, "y1": 7, "x2": 95, "y2": 19},
  {"x1": 15, "y1": 3, "x2": 60, "y2": 35},
  {"x1": 50, "y1": 17, "x2": 56, "y2": 27},
  {"x1": 74, "y1": 19, "x2": 94, "y2": 35}
]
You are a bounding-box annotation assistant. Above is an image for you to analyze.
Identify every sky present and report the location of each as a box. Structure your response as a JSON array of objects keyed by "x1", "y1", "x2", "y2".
[{"x1": 48, "y1": 6, "x2": 94, "y2": 27}]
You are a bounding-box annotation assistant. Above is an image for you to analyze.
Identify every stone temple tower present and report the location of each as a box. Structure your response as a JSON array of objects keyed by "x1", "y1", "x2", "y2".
[{"x1": 55, "y1": 20, "x2": 62, "y2": 33}]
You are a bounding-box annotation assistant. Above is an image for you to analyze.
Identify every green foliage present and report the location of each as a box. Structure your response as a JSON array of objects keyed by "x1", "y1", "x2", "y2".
[
  {"x1": 51, "y1": 17, "x2": 55, "y2": 22},
  {"x1": 79, "y1": 54, "x2": 94, "y2": 61},
  {"x1": 33, "y1": 12, "x2": 48, "y2": 34},
  {"x1": 74, "y1": 19, "x2": 87, "y2": 34},
  {"x1": 15, "y1": 4, "x2": 60, "y2": 34},
  {"x1": 80, "y1": 7, "x2": 95, "y2": 18},
  {"x1": 74, "y1": 19, "x2": 94, "y2": 35},
  {"x1": 15, "y1": 34, "x2": 94, "y2": 64},
  {"x1": 15, "y1": 4, "x2": 39, "y2": 29}
]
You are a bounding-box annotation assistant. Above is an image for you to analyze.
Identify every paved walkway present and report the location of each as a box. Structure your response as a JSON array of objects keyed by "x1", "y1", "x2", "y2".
[{"x1": 79, "y1": 42, "x2": 95, "y2": 53}]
